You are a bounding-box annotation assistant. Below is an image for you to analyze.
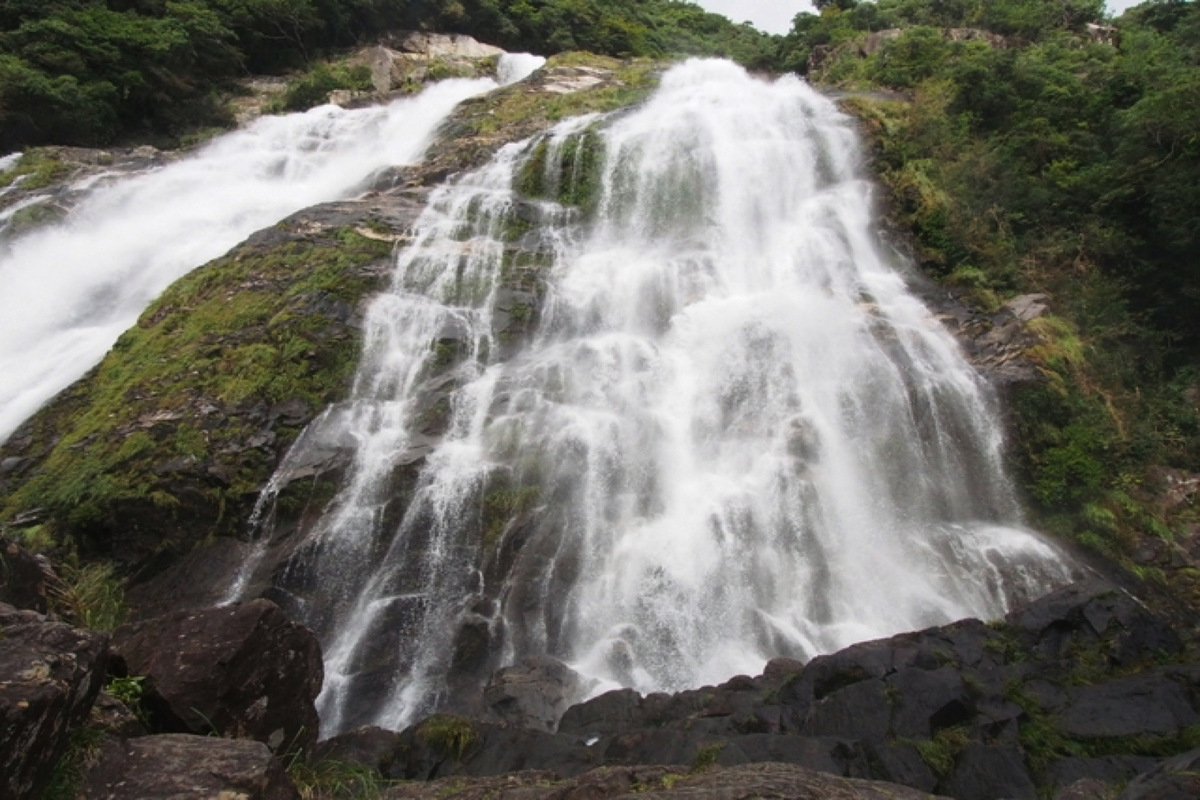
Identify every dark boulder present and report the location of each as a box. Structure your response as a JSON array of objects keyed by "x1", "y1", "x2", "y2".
[
  {"x1": 484, "y1": 655, "x2": 583, "y2": 731},
  {"x1": 0, "y1": 536, "x2": 55, "y2": 612},
  {"x1": 82, "y1": 733, "x2": 299, "y2": 800},
  {"x1": 111, "y1": 598, "x2": 323, "y2": 754},
  {"x1": 313, "y1": 725, "x2": 404, "y2": 773},
  {"x1": 558, "y1": 688, "x2": 646, "y2": 737},
  {"x1": 801, "y1": 677, "x2": 892, "y2": 741},
  {"x1": 88, "y1": 689, "x2": 149, "y2": 738},
  {"x1": 864, "y1": 741, "x2": 939, "y2": 792},
  {"x1": 938, "y1": 743, "x2": 1036, "y2": 800},
  {"x1": 124, "y1": 537, "x2": 267, "y2": 620},
  {"x1": 319, "y1": 579, "x2": 1200, "y2": 799},
  {"x1": 887, "y1": 667, "x2": 973, "y2": 740},
  {"x1": 1119, "y1": 747, "x2": 1200, "y2": 799},
  {"x1": 388, "y1": 716, "x2": 593, "y2": 780},
  {"x1": 1006, "y1": 580, "x2": 1183, "y2": 666},
  {"x1": 1058, "y1": 778, "x2": 1123, "y2": 800},
  {"x1": 0, "y1": 602, "x2": 109, "y2": 799},
  {"x1": 1054, "y1": 667, "x2": 1199, "y2": 739},
  {"x1": 593, "y1": 727, "x2": 710, "y2": 769}
]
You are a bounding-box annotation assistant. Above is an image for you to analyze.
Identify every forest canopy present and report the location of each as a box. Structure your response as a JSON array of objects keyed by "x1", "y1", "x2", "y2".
[{"x1": 0, "y1": 0, "x2": 777, "y2": 149}]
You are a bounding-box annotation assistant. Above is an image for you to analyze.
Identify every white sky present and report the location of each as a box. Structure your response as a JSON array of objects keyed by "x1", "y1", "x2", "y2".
[{"x1": 693, "y1": 0, "x2": 1147, "y2": 36}]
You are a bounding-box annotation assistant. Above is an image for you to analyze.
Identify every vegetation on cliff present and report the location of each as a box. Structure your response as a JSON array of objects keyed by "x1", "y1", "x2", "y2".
[
  {"x1": 776, "y1": 0, "x2": 1200, "y2": 610},
  {"x1": 0, "y1": 0, "x2": 773, "y2": 150}
]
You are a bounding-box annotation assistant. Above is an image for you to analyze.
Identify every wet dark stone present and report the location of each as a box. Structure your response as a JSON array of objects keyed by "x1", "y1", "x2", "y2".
[
  {"x1": 865, "y1": 741, "x2": 939, "y2": 792},
  {"x1": 558, "y1": 688, "x2": 644, "y2": 737},
  {"x1": 803, "y1": 678, "x2": 891, "y2": 741},
  {"x1": 887, "y1": 667, "x2": 973, "y2": 740},
  {"x1": 484, "y1": 655, "x2": 582, "y2": 732},
  {"x1": 388, "y1": 720, "x2": 593, "y2": 780},
  {"x1": 0, "y1": 456, "x2": 28, "y2": 474},
  {"x1": 449, "y1": 614, "x2": 495, "y2": 676},
  {"x1": 938, "y1": 743, "x2": 1036, "y2": 800},
  {"x1": 1055, "y1": 668, "x2": 1199, "y2": 739}
]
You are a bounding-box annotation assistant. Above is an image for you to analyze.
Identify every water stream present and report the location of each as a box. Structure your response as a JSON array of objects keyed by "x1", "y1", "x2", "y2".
[
  {"x1": 258, "y1": 59, "x2": 1078, "y2": 736},
  {"x1": 0, "y1": 55, "x2": 546, "y2": 443}
]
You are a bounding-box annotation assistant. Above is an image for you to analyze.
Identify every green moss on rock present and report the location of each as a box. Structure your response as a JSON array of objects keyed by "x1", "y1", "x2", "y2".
[
  {"x1": 416, "y1": 53, "x2": 661, "y2": 186},
  {"x1": 0, "y1": 215, "x2": 397, "y2": 574}
]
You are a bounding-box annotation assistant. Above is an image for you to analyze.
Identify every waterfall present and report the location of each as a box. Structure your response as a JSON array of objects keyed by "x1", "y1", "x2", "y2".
[
  {"x1": 0, "y1": 53, "x2": 546, "y2": 444},
  {"x1": 260, "y1": 59, "x2": 1077, "y2": 735}
]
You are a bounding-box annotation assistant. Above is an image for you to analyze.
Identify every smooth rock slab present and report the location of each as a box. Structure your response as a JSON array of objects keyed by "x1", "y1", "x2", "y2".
[
  {"x1": 1055, "y1": 668, "x2": 1199, "y2": 739},
  {"x1": 0, "y1": 602, "x2": 108, "y2": 799},
  {"x1": 112, "y1": 598, "x2": 323, "y2": 754},
  {"x1": 384, "y1": 762, "x2": 949, "y2": 799},
  {"x1": 83, "y1": 733, "x2": 299, "y2": 800}
]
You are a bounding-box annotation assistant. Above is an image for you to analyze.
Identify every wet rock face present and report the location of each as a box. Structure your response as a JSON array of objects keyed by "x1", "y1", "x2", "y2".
[
  {"x1": 0, "y1": 603, "x2": 109, "y2": 799},
  {"x1": 927, "y1": 291, "x2": 1052, "y2": 388},
  {"x1": 111, "y1": 598, "x2": 324, "y2": 755},
  {"x1": 484, "y1": 655, "x2": 583, "y2": 732},
  {"x1": 375, "y1": 581, "x2": 1199, "y2": 800},
  {"x1": 82, "y1": 734, "x2": 299, "y2": 800}
]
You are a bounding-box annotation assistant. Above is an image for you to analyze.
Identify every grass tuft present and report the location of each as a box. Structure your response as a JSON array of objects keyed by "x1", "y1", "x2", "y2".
[{"x1": 287, "y1": 759, "x2": 389, "y2": 800}]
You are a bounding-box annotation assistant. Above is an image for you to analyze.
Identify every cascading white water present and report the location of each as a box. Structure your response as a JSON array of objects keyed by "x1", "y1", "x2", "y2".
[
  {"x1": 0, "y1": 53, "x2": 546, "y2": 444},
  {"x1": 266, "y1": 59, "x2": 1077, "y2": 736}
]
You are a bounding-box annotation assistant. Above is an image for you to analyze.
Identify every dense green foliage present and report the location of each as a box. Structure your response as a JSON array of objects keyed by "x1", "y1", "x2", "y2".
[
  {"x1": 779, "y1": 1, "x2": 1200, "y2": 591},
  {"x1": 449, "y1": 0, "x2": 777, "y2": 66},
  {"x1": 0, "y1": 0, "x2": 775, "y2": 150}
]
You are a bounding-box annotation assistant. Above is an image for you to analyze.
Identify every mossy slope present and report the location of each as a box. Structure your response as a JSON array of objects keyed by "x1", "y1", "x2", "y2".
[{"x1": 0, "y1": 201, "x2": 412, "y2": 583}]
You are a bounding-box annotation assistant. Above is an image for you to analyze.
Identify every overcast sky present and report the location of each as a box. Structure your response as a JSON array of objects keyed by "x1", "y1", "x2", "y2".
[{"x1": 692, "y1": 0, "x2": 1147, "y2": 36}]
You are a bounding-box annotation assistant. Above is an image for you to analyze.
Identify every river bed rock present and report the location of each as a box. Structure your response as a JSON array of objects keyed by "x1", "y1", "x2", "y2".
[
  {"x1": 0, "y1": 602, "x2": 109, "y2": 799},
  {"x1": 111, "y1": 598, "x2": 323, "y2": 755},
  {"x1": 82, "y1": 733, "x2": 299, "y2": 800},
  {"x1": 384, "y1": 762, "x2": 949, "y2": 799}
]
